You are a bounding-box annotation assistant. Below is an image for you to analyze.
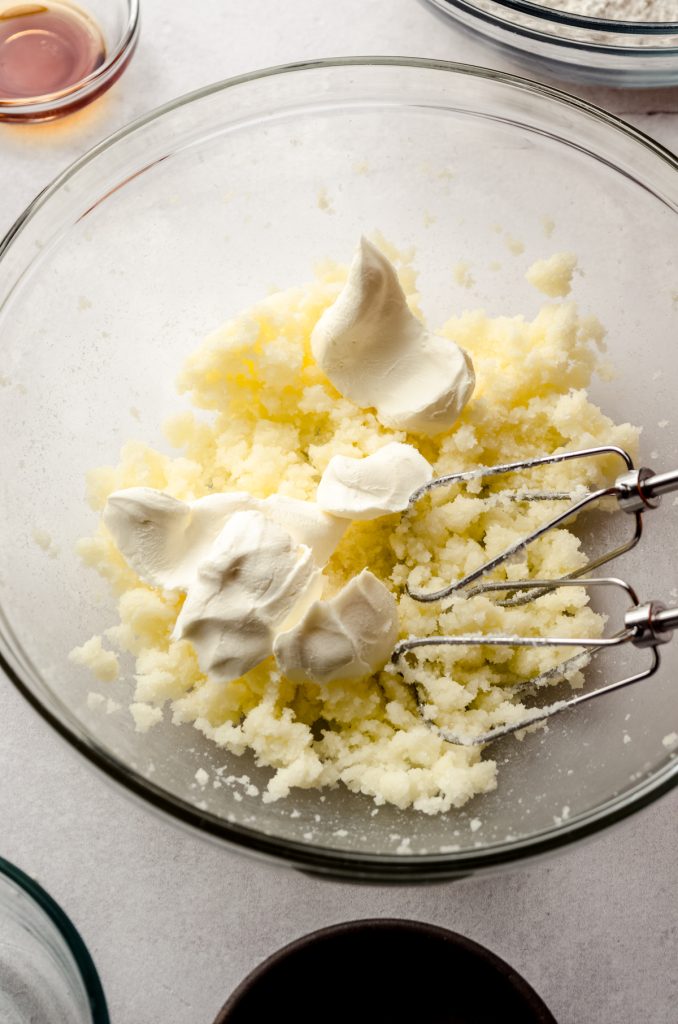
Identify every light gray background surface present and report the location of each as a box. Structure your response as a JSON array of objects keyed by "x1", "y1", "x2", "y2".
[{"x1": 1, "y1": 2, "x2": 676, "y2": 1022}]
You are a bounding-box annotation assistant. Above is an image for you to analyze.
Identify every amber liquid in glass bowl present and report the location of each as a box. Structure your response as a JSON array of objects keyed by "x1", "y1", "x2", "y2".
[{"x1": 0, "y1": 1, "x2": 105, "y2": 101}]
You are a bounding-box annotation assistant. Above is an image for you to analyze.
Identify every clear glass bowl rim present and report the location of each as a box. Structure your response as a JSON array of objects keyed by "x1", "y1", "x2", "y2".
[
  {"x1": 430, "y1": 0, "x2": 678, "y2": 56},
  {"x1": 0, "y1": 855, "x2": 109, "y2": 1022},
  {"x1": 1, "y1": 56, "x2": 676, "y2": 881},
  {"x1": 0, "y1": 0, "x2": 140, "y2": 114}
]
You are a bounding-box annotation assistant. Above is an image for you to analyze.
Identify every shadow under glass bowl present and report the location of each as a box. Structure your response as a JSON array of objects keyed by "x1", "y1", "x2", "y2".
[
  {"x1": 0, "y1": 58, "x2": 677, "y2": 882},
  {"x1": 0, "y1": 0, "x2": 140, "y2": 123},
  {"x1": 0, "y1": 857, "x2": 109, "y2": 1023},
  {"x1": 425, "y1": 0, "x2": 678, "y2": 86}
]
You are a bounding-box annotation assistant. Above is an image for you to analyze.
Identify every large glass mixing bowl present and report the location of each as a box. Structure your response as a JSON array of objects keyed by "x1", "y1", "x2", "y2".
[{"x1": 1, "y1": 59, "x2": 676, "y2": 881}]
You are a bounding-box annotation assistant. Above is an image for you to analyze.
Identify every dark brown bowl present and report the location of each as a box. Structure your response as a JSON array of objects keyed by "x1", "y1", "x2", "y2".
[{"x1": 214, "y1": 918, "x2": 557, "y2": 1023}]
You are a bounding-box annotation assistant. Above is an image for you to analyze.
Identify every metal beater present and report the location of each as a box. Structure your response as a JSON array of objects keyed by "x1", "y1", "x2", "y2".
[
  {"x1": 392, "y1": 445, "x2": 678, "y2": 745},
  {"x1": 405, "y1": 444, "x2": 678, "y2": 602}
]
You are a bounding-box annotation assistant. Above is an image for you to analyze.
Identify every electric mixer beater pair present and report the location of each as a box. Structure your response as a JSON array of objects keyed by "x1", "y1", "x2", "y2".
[{"x1": 391, "y1": 444, "x2": 678, "y2": 745}]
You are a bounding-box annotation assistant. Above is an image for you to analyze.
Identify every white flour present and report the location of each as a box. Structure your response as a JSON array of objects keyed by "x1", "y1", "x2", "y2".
[
  {"x1": 537, "y1": 1, "x2": 678, "y2": 20},
  {"x1": 474, "y1": 0, "x2": 678, "y2": 45}
]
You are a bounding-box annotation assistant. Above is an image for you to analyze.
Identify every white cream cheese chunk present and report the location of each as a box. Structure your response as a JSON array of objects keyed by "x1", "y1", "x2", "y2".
[
  {"x1": 316, "y1": 442, "x2": 433, "y2": 520},
  {"x1": 173, "y1": 510, "x2": 322, "y2": 682},
  {"x1": 103, "y1": 488, "x2": 254, "y2": 590},
  {"x1": 311, "y1": 238, "x2": 475, "y2": 435},
  {"x1": 262, "y1": 494, "x2": 348, "y2": 565},
  {"x1": 104, "y1": 487, "x2": 347, "y2": 592},
  {"x1": 273, "y1": 569, "x2": 398, "y2": 686}
]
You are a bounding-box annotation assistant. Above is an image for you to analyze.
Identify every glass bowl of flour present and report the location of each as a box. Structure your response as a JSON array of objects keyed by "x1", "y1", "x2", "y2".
[
  {"x1": 1, "y1": 59, "x2": 677, "y2": 881},
  {"x1": 426, "y1": 0, "x2": 678, "y2": 85}
]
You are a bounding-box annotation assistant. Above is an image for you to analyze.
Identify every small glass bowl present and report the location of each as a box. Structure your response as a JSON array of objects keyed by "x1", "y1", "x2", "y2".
[
  {"x1": 0, "y1": 857, "x2": 109, "y2": 1023},
  {"x1": 426, "y1": 0, "x2": 678, "y2": 86},
  {"x1": 0, "y1": 0, "x2": 139, "y2": 123}
]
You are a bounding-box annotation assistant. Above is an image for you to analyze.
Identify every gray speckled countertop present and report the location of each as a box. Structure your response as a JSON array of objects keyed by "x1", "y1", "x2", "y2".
[{"x1": 1, "y1": 2, "x2": 676, "y2": 1021}]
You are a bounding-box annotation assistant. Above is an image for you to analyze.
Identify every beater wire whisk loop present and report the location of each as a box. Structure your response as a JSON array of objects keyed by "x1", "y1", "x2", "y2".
[
  {"x1": 405, "y1": 445, "x2": 678, "y2": 604},
  {"x1": 392, "y1": 578, "x2": 675, "y2": 746}
]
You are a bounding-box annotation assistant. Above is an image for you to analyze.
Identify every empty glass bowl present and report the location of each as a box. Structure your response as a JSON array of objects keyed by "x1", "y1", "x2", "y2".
[
  {"x1": 0, "y1": 59, "x2": 676, "y2": 880},
  {"x1": 426, "y1": 0, "x2": 678, "y2": 86},
  {"x1": 0, "y1": 857, "x2": 108, "y2": 1023}
]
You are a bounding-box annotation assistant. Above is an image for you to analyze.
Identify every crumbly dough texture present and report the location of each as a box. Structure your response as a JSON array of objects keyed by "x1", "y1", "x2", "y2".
[
  {"x1": 526, "y1": 252, "x2": 577, "y2": 298},
  {"x1": 69, "y1": 634, "x2": 119, "y2": 682},
  {"x1": 76, "y1": 249, "x2": 638, "y2": 815}
]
